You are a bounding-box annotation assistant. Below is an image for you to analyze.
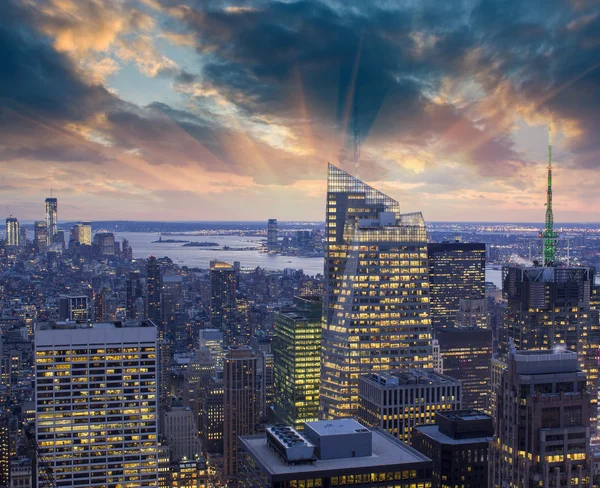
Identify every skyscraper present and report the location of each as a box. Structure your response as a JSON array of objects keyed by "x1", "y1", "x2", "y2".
[
  {"x1": 267, "y1": 218, "x2": 278, "y2": 252},
  {"x1": 58, "y1": 295, "x2": 89, "y2": 321},
  {"x1": 5, "y1": 217, "x2": 19, "y2": 247},
  {"x1": 147, "y1": 256, "x2": 163, "y2": 329},
  {"x1": 320, "y1": 164, "x2": 432, "y2": 419},
  {"x1": 223, "y1": 346, "x2": 257, "y2": 483},
  {"x1": 126, "y1": 271, "x2": 144, "y2": 319},
  {"x1": 427, "y1": 242, "x2": 486, "y2": 329},
  {"x1": 33, "y1": 221, "x2": 48, "y2": 253},
  {"x1": 71, "y1": 221, "x2": 92, "y2": 246},
  {"x1": 489, "y1": 344, "x2": 593, "y2": 487},
  {"x1": 273, "y1": 295, "x2": 321, "y2": 429},
  {"x1": 499, "y1": 266, "x2": 599, "y2": 428},
  {"x1": 34, "y1": 320, "x2": 159, "y2": 487},
  {"x1": 44, "y1": 197, "x2": 57, "y2": 245},
  {"x1": 210, "y1": 261, "x2": 237, "y2": 346}
]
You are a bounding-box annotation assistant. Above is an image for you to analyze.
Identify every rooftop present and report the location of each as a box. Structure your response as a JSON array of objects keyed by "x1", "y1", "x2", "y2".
[
  {"x1": 363, "y1": 369, "x2": 459, "y2": 387},
  {"x1": 240, "y1": 428, "x2": 430, "y2": 477},
  {"x1": 306, "y1": 419, "x2": 370, "y2": 437},
  {"x1": 37, "y1": 320, "x2": 155, "y2": 331},
  {"x1": 414, "y1": 424, "x2": 493, "y2": 446}
]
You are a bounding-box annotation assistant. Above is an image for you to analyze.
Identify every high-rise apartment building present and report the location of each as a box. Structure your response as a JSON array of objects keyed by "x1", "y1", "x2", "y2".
[
  {"x1": 223, "y1": 346, "x2": 258, "y2": 483},
  {"x1": 321, "y1": 164, "x2": 432, "y2": 419},
  {"x1": 267, "y1": 219, "x2": 278, "y2": 252},
  {"x1": 33, "y1": 221, "x2": 48, "y2": 252},
  {"x1": 412, "y1": 410, "x2": 494, "y2": 488},
  {"x1": 5, "y1": 217, "x2": 19, "y2": 247},
  {"x1": 435, "y1": 327, "x2": 493, "y2": 412},
  {"x1": 44, "y1": 197, "x2": 57, "y2": 244},
  {"x1": 358, "y1": 370, "x2": 462, "y2": 444},
  {"x1": 210, "y1": 261, "x2": 237, "y2": 346},
  {"x1": 273, "y1": 296, "x2": 321, "y2": 429},
  {"x1": 489, "y1": 344, "x2": 594, "y2": 487},
  {"x1": 34, "y1": 320, "x2": 159, "y2": 487},
  {"x1": 58, "y1": 295, "x2": 89, "y2": 321},
  {"x1": 499, "y1": 265, "x2": 599, "y2": 429},
  {"x1": 427, "y1": 242, "x2": 486, "y2": 329}
]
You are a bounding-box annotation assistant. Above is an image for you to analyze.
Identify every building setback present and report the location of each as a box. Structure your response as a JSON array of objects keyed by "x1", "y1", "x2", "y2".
[
  {"x1": 34, "y1": 320, "x2": 159, "y2": 487},
  {"x1": 358, "y1": 369, "x2": 462, "y2": 445},
  {"x1": 238, "y1": 419, "x2": 433, "y2": 488},
  {"x1": 489, "y1": 344, "x2": 594, "y2": 488},
  {"x1": 412, "y1": 410, "x2": 493, "y2": 488}
]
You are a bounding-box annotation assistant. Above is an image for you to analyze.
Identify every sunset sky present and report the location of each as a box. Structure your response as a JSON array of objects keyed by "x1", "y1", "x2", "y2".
[{"x1": 1, "y1": 0, "x2": 599, "y2": 222}]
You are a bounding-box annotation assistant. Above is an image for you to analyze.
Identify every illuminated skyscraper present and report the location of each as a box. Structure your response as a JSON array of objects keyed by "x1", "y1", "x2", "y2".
[
  {"x1": 44, "y1": 197, "x2": 57, "y2": 244},
  {"x1": 5, "y1": 217, "x2": 19, "y2": 247},
  {"x1": 210, "y1": 261, "x2": 237, "y2": 346},
  {"x1": 427, "y1": 242, "x2": 486, "y2": 329},
  {"x1": 273, "y1": 296, "x2": 321, "y2": 429},
  {"x1": 71, "y1": 221, "x2": 92, "y2": 246},
  {"x1": 33, "y1": 221, "x2": 48, "y2": 253},
  {"x1": 267, "y1": 219, "x2": 278, "y2": 252},
  {"x1": 147, "y1": 257, "x2": 163, "y2": 329},
  {"x1": 499, "y1": 265, "x2": 599, "y2": 429},
  {"x1": 320, "y1": 164, "x2": 432, "y2": 419},
  {"x1": 34, "y1": 320, "x2": 159, "y2": 487},
  {"x1": 223, "y1": 346, "x2": 257, "y2": 483}
]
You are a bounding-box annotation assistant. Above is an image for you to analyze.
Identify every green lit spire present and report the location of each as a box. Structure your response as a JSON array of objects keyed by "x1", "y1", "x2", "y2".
[{"x1": 541, "y1": 124, "x2": 557, "y2": 265}]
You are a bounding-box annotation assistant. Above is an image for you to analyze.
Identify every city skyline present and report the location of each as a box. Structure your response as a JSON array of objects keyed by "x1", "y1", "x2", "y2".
[{"x1": 2, "y1": 0, "x2": 600, "y2": 222}]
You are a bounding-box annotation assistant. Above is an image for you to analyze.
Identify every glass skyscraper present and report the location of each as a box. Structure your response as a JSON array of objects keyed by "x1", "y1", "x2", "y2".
[
  {"x1": 273, "y1": 295, "x2": 321, "y2": 429},
  {"x1": 45, "y1": 197, "x2": 57, "y2": 245},
  {"x1": 320, "y1": 164, "x2": 432, "y2": 419},
  {"x1": 210, "y1": 260, "x2": 238, "y2": 346},
  {"x1": 427, "y1": 242, "x2": 486, "y2": 329}
]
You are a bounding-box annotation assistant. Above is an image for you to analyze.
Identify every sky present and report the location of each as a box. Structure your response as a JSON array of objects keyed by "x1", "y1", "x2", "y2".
[{"x1": 1, "y1": 0, "x2": 599, "y2": 223}]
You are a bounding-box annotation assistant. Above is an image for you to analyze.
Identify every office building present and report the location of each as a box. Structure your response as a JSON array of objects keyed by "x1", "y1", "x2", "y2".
[
  {"x1": 35, "y1": 320, "x2": 159, "y2": 487},
  {"x1": 238, "y1": 419, "x2": 433, "y2": 488},
  {"x1": 170, "y1": 457, "x2": 207, "y2": 488},
  {"x1": 412, "y1": 410, "x2": 494, "y2": 488},
  {"x1": 45, "y1": 197, "x2": 57, "y2": 244},
  {"x1": 321, "y1": 164, "x2": 432, "y2": 419},
  {"x1": 198, "y1": 329, "x2": 224, "y2": 368},
  {"x1": 147, "y1": 257, "x2": 163, "y2": 329},
  {"x1": 489, "y1": 344, "x2": 594, "y2": 487},
  {"x1": 210, "y1": 261, "x2": 237, "y2": 346},
  {"x1": 499, "y1": 265, "x2": 599, "y2": 429},
  {"x1": 273, "y1": 296, "x2": 321, "y2": 429},
  {"x1": 33, "y1": 221, "x2": 48, "y2": 253},
  {"x1": 267, "y1": 219, "x2": 278, "y2": 252},
  {"x1": 223, "y1": 346, "x2": 258, "y2": 482},
  {"x1": 70, "y1": 221, "x2": 92, "y2": 246},
  {"x1": 200, "y1": 372, "x2": 225, "y2": 453},
  {"x1": 92, "y1": 232, "x2": 115, "y2": 257},
  {"x1": 427, "y1": 242, "x2": 486, "y2": 329},
  {"x1": 434, "y1": 327, "x2": 492, "y2": 412},
  {"x1": 126, "y1": 271, "x2": 144, "y2": 319},
  {"x1": 58, "y1": 295, "x2": 89, "y2": 321},
  {"x1": 358, "y1": 370, "x2": 461, "y2": 444},
  {"x1": 5, "y1": 217, "x2": 19, "y2": 247},
  {"x1": 456, "y1": 298, "x2": 488, "y2": 328},
  {"x1": 163, "y1": 407, "x2": 201, "y2": 462},
  {"x1": 183, "y1": 348, "x2": 215, "y2": 425}
]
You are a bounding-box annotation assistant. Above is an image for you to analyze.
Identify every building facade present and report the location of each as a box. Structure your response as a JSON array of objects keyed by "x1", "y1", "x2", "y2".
[
  {"x1": 427, "y1": 242, "x2": 486, "y2": 329},
  {"x1": 163, "y1": 407, "x2": 202, "y2": 463},
  {"x1": 489, "y1": 345, "x2": 594, "y2": 487},
  {"x1": 273, "y1": 295, "x2": 321, "y2": 429},
  {"x1": 267, "y1": 219, "x2": 278, "y2": 252},
  {"x1": 434, "y1": 327, "x2": 492, "y2": 412},
  {"x1": 223, "y1": 346, "x2": 258, "y2": 483},
  {"x1": 358, "y1": 370, "x2": 462, "y2": 444},
  {"x1": 58, "y1": 295, "x2": 89, "y2": 321},
  {"x1": 210, "y1": 261, "x2": 237, "y2": 346},
  {"x1": 321, "y1": 164, "x2": 432, "y2": 419},
  {"x1": 412, "y1": 410, "x2": 493, "y2": 488},
  {"x1": 35, "y1": 321, "x2": 159, "y2": 487},
  {"x1": 5, "y1": 217, "x2": 19, "y2": 247},
  {"x1": 44, "y1": 197, "x2": 57, "y2": 244}
]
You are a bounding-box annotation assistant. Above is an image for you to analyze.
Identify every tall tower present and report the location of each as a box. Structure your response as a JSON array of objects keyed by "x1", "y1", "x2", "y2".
[
  {"x1": 45, "y1": 197, "x2": 57, "y2": 245},
  {"x1": 210, "y1": 261, "x2": 237, "y2": 346},
  {"x1": 320, "y1": 164, "x2": 432, "y2": 419},
  {"x1": 223, "y1": 346, "x2": 257, "y2": 483},
  {"x1": 5, "y1": 217, "x2": 19, "y2": 247},
  {"x1": 267, "y1": 219, "x2": 278, "y2": 252},
  {"x1": 147, "y1": 256, "x2": 162, "y2": 329},
  {"x1": 541, "y1": 124, "x2": 557, "y2": 265}
]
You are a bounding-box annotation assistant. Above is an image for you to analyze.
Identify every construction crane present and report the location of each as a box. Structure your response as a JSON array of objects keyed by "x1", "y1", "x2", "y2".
[{"x1": 24, "y1": 422, "x2": 57, "y2": 488}]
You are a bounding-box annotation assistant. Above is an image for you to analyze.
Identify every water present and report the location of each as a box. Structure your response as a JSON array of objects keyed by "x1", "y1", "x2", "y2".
[
  {"x1": 118, "y1": 232, "x2": 505, "y2": 287},
  {"x1": 117, "y1": 232, "x2": 325, "y2": 276}
]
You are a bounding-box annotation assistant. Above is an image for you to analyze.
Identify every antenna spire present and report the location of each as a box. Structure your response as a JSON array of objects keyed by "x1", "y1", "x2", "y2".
[{"x1": 542, "y1": 122, "x2": 557, "y2": 266}]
